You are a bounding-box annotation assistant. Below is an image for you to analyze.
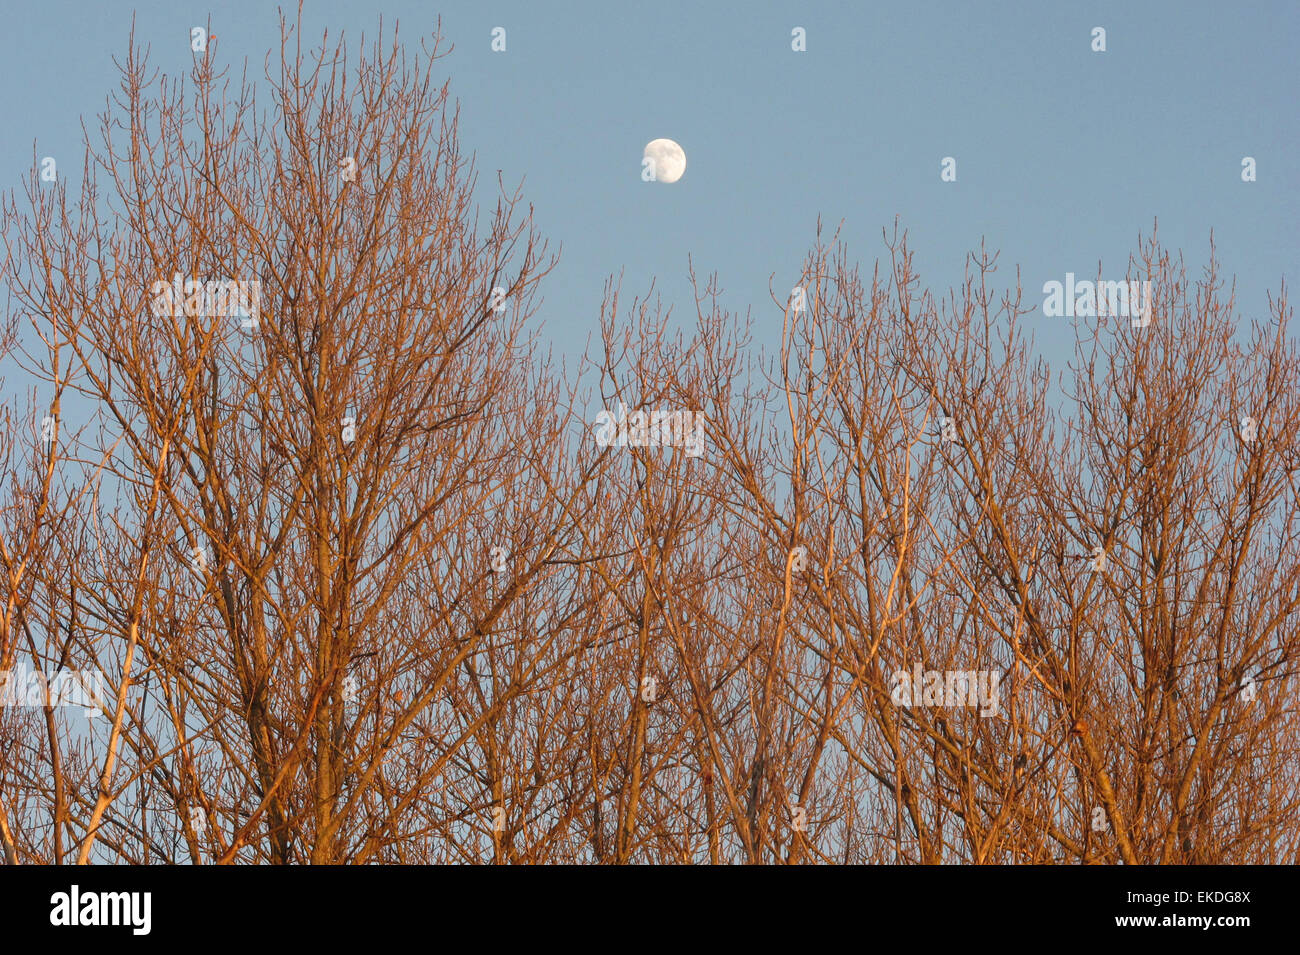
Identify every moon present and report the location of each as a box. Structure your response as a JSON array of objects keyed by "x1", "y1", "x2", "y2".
[{"x1": 643, "y1": 138, "x2": 686, "y2": 183}]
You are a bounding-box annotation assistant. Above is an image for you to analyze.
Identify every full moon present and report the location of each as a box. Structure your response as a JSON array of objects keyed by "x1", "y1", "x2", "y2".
[{"x1": 643, "y1": 138, "x2": 686, "y2": 183}]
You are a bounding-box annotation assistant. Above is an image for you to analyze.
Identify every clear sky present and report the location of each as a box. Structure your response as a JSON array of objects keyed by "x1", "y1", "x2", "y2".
[{"x1": 3, "y1": 0, "x2": 1297, "y2": 370}]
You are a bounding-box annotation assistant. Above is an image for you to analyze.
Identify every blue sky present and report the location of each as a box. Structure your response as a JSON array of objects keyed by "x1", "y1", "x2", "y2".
[{"x1": 3, "y1": 0, "x2": 1297, "y2": 369}]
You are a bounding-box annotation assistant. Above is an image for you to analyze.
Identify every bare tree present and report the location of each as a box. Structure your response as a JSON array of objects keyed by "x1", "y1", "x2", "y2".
[{"x1": 0, "y1": 15, "x2": 1294, "y2": 865}]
